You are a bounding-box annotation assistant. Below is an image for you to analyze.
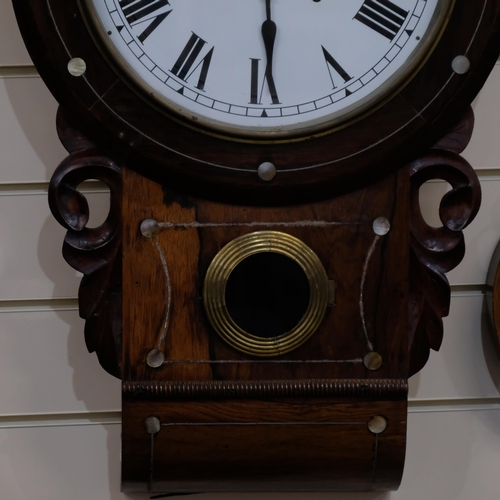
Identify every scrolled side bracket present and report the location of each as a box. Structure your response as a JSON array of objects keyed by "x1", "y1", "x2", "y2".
[
  {"x1": 408, "y1": 107, "x2": 481, "y2": 376},
  {"x1": 48, "y1": 107, "x2": 123, "y2": 378}
]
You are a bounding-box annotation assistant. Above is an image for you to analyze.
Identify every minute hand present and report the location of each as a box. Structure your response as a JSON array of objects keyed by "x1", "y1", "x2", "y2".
[{"x1": 261, "y1": 18, "x2": 280, "y2": 104}]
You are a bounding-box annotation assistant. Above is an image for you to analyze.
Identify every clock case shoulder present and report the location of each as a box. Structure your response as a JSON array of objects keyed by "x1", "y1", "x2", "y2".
[
  {"x1": 12, "y1": 0, "x2": 500, "y2": 203},
  {"x1": 48, "y1": 106, "x2": 479, "y2": 381}
]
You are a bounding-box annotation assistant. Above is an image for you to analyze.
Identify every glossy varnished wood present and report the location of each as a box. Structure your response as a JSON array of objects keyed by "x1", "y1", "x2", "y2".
[
  {"x1": 122, "y1": 398, "x2": 407, "y2": 493},
  {"x1": 118, "y1": 163, "x2": 412, "y2": 491},
  {"x1": 122, "y1": 167, "x2": 410, "y2": 383}
]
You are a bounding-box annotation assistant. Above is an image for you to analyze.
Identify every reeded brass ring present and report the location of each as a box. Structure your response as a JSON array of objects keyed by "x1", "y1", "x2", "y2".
[{"x1": 203, "y1": 231, "x2": 329, "y2": 357}]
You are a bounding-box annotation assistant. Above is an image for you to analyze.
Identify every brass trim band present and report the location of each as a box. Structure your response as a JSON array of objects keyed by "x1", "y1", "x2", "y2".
[{"x1": 203, "y1": 231, "x2": 329, "y2": 356}]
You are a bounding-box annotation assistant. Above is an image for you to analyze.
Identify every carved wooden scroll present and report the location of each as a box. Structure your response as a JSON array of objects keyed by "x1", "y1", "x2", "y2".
[
  {"x1": 408, "y1": 107, "x2": 481, "y2": 376},
  {"x1": 48, "y1": 108, "x2": 123, "y2": 378}
]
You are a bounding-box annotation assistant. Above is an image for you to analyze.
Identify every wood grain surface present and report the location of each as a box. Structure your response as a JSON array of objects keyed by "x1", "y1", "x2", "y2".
[
  {"x1": 122, "y1": 398, "x2": 407, "y2": 493},
  {"x1": 122, "y1": 166, "x2": 409, "y2": 382}
]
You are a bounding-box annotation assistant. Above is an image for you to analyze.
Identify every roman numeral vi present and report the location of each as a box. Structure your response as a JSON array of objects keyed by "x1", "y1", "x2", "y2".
[{"x1": 249, "y1": 58, "x2": 280, "y2": 105}]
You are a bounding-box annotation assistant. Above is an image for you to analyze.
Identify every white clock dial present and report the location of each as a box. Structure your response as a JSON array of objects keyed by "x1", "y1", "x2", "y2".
[{"x1": 82, "y1": 0, "x2": 452, "y2": 138}]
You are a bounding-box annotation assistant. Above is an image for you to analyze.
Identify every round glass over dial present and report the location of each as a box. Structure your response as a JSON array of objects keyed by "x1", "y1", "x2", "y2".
[{"x1": 81, "y1": 0, "x2": 453, "y2": 139}]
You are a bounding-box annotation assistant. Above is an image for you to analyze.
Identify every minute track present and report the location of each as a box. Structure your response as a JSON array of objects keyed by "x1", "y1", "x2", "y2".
[
  {"x1": 107, "y1": 2, "x2": 425, "y2": 119},
  {"x1": 85, "y1": 0, "x2": 446, "y2": 137}
]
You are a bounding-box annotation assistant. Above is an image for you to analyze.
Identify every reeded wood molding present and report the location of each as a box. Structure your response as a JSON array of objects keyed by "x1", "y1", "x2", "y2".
[
  {"x1": 122, "y1": 379, "x2": 408, "y2": 400},
  {"x1": 408, "y1": 107, "x2": 481, "y2": 376},
  {"x1": 48, "y1": 107, "x2": 123, "y2": 378}
]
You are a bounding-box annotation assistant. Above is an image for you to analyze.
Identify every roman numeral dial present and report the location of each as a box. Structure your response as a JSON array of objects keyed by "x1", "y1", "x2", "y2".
[{"x1": 87, "y1": 0, "x2": 449, "y2": 136}]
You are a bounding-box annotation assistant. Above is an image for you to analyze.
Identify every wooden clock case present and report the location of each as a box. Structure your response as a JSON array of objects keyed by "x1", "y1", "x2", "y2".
[{"x1": 13, "y1": 0, "x2": 500, "y2": 493}]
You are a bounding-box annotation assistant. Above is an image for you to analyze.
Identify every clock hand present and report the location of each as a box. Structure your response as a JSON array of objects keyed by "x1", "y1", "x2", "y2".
[{"x1": 262, "y1": 0, "x2": 280, "y2": 104}]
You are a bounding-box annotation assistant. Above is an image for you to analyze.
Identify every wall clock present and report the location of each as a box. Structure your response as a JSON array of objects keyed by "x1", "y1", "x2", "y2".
[
  {"x1": 80, "y1": 0, "x2": 450, "y2": 139},
  {"x1": 13, "y1": 0, "x2": 500, "y2": 494}
]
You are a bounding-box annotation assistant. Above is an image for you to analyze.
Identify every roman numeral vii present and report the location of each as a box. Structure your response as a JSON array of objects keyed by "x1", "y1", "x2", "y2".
[{"x1": 354, "y1": 0, "x2": 408, "y2": 41}]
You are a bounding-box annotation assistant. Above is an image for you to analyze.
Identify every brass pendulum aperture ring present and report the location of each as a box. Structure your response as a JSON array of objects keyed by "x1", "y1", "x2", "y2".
[{"x1": 203, "y1": 231, "x2": 329, "y2": 357}]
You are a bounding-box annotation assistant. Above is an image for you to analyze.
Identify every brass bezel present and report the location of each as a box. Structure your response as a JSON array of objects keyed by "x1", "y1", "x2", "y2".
[{"x1": 203, "y1": 231, "x2": 329, "y2": 357}]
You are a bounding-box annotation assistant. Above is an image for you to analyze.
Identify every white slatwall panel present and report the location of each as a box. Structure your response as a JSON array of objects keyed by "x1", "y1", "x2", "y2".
[
  {"x1": 1, "y1": 17, "x2": 500, "y2": 499},
  {"x1": 0, "y1": 297, "x2": 496, "y2": 418},
  {"x1": 0, "y1": 424, "x2": 125, "y2": 500},
  {"x1": 464, "y1": 64, "x2": 500, "y2": 170},
  {"x1": 0, "y1": 191, "x2": 109, "y2": 300},
  {"x1": 0, "y1": 310, "x2": 121, "y2": 415},
  {"x1": 1, "y1": 410, "x2": 499, "y2": 500},
  {"x1": 0, "y1": 78, "x2": 65, "y2": 183},
  {"x1": 447, "y1": 179, "x2": 500, "y2": 285},
  {"x1": 0, "y1": 3, "x2": 32, "y2": 66},
  {"x1": 409, "y1": 294, "x2": 500, "y2": 400}
]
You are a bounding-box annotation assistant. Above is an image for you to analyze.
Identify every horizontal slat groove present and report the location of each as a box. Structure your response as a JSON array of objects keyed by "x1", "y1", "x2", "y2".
[
  {"x1": 0, "y1": 65, "x2": 38, "y2": 78},
  {"x1": 415, "y1": 171, "x2": 500, "y2": 181},
  {"x1": 0, "y1": 180, "x2": 108, "y2": 196},
  {"x1": 0, "y1": 411, "x2": 121, "y2": 429},
  {"x1": 0, "y1": 298, "x2": 78, "y2": 313},
  {"x1": 409, "y1": 397, "x2": 500, "y2": 413},
  {"x1": 0, "y1": 286, "x2": 484, "y2": 313},
  {"x1": 475, "y1": 169, "x2": 500, "y2": 180},
  {"x1": 1, "y1": 398, "x2": 499, "y2": 428},
  {"x1": 450, "y1": 284, "x2": 485, "y2": 296}
]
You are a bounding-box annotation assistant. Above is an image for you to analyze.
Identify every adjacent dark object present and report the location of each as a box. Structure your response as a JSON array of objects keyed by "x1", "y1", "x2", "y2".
[{"x1": 486, "y1": 240, "x2": 500, "y2": 355}]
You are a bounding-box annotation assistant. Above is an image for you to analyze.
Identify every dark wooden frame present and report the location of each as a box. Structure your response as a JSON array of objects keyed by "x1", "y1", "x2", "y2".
[{"x1": 13, "y1": 0, "x2": 500, "y2": 203}]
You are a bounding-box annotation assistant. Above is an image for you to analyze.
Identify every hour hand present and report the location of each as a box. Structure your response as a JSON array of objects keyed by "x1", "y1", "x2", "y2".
[{"x1": 261, "y1": 8, "x2": 280, "y2": 103}]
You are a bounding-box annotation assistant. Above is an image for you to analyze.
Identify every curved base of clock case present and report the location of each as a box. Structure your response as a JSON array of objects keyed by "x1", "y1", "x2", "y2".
[{"x1": 121, "y1": 392, "x2": 407, "y2": 493}]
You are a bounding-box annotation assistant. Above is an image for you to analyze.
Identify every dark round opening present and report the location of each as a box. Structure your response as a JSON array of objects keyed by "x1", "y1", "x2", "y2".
[{"x1": 225, "y1": 252, "x2": 310, "y2": 338}]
